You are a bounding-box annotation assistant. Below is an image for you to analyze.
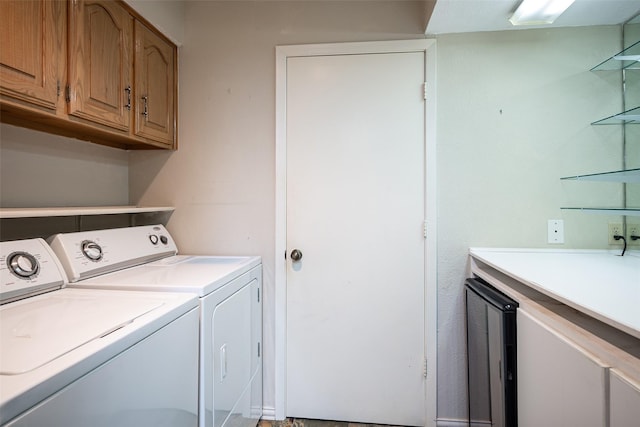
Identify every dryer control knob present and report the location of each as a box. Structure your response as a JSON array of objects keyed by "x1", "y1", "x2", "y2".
[
  {"x1": 8, "y1": 252, "x2": 39, "y2": 278},
  {"x1": 160, "y1": 235, "x2": 168, "y2": 245},
  {"x1": 81, "y1": 240, "x2": 103, "y2": 261},
  {"x1": 149, "y1": 235, "x2": 159, "y2": 245}
]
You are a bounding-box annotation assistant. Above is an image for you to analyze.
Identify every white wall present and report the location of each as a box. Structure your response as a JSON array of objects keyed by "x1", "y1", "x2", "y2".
[
  {"x1": 434, "y1": 26, "x2": 624, "y2": 422},
  {"x1": 128, "y1": 0, "x2": 431, "y2": 419},
  {"x1": 123, "y1": 0, "x2": 184, "y2": 45},
  {"x1": 0, "y1": 124, "x2": 128, "y2": 207}
]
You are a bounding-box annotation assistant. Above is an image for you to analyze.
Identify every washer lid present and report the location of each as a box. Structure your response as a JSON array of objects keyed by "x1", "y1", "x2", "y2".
[{"x1": 0, "y1": 293, "x2": 162, "y2": 375}]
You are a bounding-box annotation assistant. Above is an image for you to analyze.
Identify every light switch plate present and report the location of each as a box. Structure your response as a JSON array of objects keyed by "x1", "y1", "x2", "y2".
[{"x1": 548, "y1": 219, "x2": 564, "y2": 244}]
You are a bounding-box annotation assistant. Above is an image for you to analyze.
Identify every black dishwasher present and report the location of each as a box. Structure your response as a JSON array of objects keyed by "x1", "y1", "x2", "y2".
[{"x1": 465, "y1": 277, "x2": 518, "y2": 427}]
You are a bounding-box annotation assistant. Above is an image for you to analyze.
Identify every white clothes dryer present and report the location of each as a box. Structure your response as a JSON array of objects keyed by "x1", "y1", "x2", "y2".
[
  {"x1": 0, "y1": 238, "x2": 200, "y2": 427},
  {"x1": 48, "y1": 225, "x2": 262, "y2": 427}
]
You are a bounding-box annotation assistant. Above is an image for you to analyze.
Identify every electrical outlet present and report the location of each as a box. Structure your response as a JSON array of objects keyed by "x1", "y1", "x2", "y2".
[
  {"x1": 628, "y1": 223, "x2": 640, "y2": 246},
  {"x1": 609, "y1": 223, "x2": 624, "y2": 245},
  {"x1": 548, "y1": 219, "x2": 564, "y2": 244}
]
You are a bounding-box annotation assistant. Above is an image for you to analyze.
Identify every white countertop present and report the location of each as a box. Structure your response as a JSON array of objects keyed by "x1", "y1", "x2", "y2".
[{"x1": 469, "y1": 248, "x2": 640, "y2": 339}]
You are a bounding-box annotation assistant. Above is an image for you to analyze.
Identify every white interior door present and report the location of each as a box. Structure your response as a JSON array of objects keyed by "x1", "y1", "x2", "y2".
[{"x1": 285, "y1": 51, "x2": 426, "y2": 426}]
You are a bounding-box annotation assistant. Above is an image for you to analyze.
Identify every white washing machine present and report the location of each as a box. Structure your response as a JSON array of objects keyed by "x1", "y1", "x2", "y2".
[
  {"x1": 48, "y1": 225, "x2": 262, "y2": 427},
  {"x1": 0, "y1": 238, "x2": 200, "y2": 427}
]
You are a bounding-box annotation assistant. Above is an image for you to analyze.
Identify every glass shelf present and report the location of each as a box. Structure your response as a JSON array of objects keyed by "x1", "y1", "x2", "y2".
[
  {"x1": 561, "y1": 207, "x2": 640, "y2": 217},
  {"x1": 592, "y1": 106, "x2": 640, "y2": 124},
  {"x1": 591, "y1": 40, "x2": 640, "y2": 71},
  {"x1": 561, "y1": 168, "x2": 640, "y2": 183}
]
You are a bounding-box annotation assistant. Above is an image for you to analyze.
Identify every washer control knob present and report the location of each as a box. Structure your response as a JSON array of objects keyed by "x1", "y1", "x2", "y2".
[
  {"x1": 8, "y1": 252, "x2": 39, "y2": 278},
  {"x1": 160, "y1": 235, "x2": 168, "y2": 245},
  {"x1": 149, "y1": 235, "x2": 159, "y2": 245},
  {"x1": 81, "y1": 240, "x2": 103, "y2": 261}
]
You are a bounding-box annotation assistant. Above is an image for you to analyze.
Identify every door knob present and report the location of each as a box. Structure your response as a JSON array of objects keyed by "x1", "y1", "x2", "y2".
[{"x1": 290, "y1": 249, "x2": 303, "y2": 261}]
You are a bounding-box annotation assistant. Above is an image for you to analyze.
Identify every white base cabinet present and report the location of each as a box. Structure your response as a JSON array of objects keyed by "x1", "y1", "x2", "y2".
[
  {"x1": 517, "y1": 309, "x2": 609, "y2": 427},
  {"x1": 610, "y1": 369, "x2": 640, "y2": 427},
  {"x1": 469, "y1": 252, "x2": 640, "y2": 427}
]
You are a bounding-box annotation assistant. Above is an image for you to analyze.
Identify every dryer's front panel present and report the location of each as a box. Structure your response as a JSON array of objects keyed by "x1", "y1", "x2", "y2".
[
  {"x1": 210, "y1": 282, "x2": 253, "y2": 427},
  {"x1": 199, "y1": 265, "x2": 262, "y2": 427}
]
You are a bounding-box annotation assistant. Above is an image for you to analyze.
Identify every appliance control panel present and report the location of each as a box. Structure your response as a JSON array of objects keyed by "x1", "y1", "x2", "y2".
[
  {"x1": 48, "y1": 225, "x2": 178, "y2": 282},
  {"x1": 0, "y1": 239, "x2": 66, "y2": 304}
]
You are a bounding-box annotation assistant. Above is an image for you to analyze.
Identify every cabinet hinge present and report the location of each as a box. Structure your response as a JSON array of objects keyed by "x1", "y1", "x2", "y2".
[
  {"x1": 423, "y1": 82, "x2": 427, "y2": 100},
  {"x1": 65, "y1": 85, "x2": 71, "y2": 103},
  {"x1": 258, "y1": 342, "x2": 261, "y2": 358},
  {"x1": 57, "y1": 81, "x2": 61, "y2": 97},
  {"x1": 423, "y1": 358, "x2": 427, "y2": 378},
  {"x1": 423, "y1": 220, "x2": 427, "y2": 239},
  {"x1": 257, "y1": 288, "x2": 260, "y2": 303}
]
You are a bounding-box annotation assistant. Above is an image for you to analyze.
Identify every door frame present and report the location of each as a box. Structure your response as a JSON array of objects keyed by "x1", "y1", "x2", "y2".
[{"x1": 274, "y1": 39, "x2": 437, "y2": 427}]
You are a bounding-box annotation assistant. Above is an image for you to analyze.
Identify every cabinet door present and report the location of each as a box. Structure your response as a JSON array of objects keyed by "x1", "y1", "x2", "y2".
[
  {"x1": 68, "y1": 0, "x2": 132, "y2": 131},
  {"x1": 610, "y1": 369, "x2": 640, "y2": 427},
  {"x1": 0, "y1": 0, "x2": 65, "y2": 111},
  {"x1": 134, "y1": 20, "x2": 176, "y2": 147},
  {"x1": 517, "y1": 310, "x2": 608, "y2": 427}
]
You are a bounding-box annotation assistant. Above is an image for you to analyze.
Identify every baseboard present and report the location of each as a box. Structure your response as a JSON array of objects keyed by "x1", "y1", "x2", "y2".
[
  {"x1": 437, "y1": 418, "x2": 488, "y2": 427},
  {"x1": 262, "y1": 413, "x2": 478, "y2": 426},
  {"x1": 264, "y1": 411, "x2": 462, "y2": 426},
  {"x1": 261, "y1": 406, "x2": 277, "y2": 420}
]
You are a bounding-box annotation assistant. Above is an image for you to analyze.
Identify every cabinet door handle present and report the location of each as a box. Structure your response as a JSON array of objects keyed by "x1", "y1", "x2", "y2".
[
  {"x1": 141, "y1": 96, "x2": 148, "y2": 119},
  {"x1": 124, "y1": 86, "x2": 131, "y2": 110}
]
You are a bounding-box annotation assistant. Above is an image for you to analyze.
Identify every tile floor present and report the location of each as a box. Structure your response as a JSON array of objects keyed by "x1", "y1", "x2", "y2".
[{"x1": 259, "y1": 418, "x2": 406, "y2": 427}]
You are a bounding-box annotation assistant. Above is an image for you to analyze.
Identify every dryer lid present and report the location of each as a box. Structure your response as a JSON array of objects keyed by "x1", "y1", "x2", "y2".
[
  {"x1": 72, "y1": 255, "x2": 261, "y2": 296},
  {"x1": 0, "y1": 292, "x2": 162, "y2": 374}
]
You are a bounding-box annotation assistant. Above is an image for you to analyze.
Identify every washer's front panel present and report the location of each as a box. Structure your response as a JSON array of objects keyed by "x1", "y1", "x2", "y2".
[{"x1": 5, "y1": 309, "x2": 199, "y2": 427}]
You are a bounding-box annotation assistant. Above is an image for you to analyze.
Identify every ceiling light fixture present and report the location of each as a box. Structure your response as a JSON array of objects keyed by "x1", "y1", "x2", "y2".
[{"x1": 509, "y1": 0, "x2": 576, "y2": 26}]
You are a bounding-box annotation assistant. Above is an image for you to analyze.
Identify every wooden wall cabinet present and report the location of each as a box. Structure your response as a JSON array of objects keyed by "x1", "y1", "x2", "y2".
[
  {"x1": 0, "y1": 0, "x2": 177, "y2": 150},
  {"x1": 133, "y1": 20, "x2": 175, "y2": 146},
  {"x1": 0, "y1": 0, "x2": 66, "y2": 114},
  {"x1": 68, "y1": 0, "x2": 132, "y2": 132}
]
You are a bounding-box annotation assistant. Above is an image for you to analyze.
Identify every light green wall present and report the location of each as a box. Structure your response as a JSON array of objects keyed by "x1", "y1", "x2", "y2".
[{"x1": 435, "y1": 25, "x2": 625, "y2": 421}]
